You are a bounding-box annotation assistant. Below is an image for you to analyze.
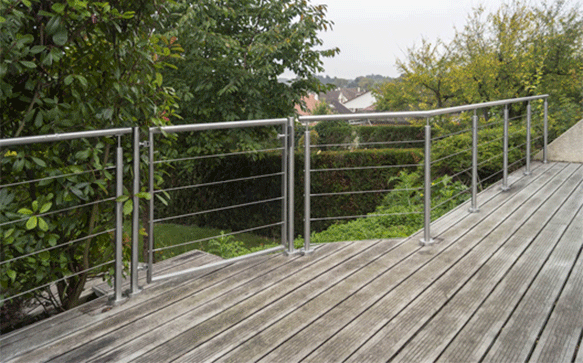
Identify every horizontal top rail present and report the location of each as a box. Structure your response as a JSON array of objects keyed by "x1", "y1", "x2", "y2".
[
  {"x1": 151, "y1": 118, "x2": 288, "y2": 134},
  {"x1": 0, "y1": 128, "x2": 132, "y2": 147},
  {"x1": 299, "y1": 94, "x2": 549, "y2": 123}
]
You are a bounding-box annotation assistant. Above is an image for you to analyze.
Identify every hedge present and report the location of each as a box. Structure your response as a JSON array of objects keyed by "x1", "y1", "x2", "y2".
[
  {"x1": 313, "y1": 121, "x2": 427, "y2": 150},
  {"x1": 156, "y1": 147, "x2": 424, "y2": 238}
]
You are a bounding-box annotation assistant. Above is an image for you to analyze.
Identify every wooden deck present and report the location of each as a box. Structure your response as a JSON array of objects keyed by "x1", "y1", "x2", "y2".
[{"x1": 1, "y1": 161, "x2": 582, "y2": 363}]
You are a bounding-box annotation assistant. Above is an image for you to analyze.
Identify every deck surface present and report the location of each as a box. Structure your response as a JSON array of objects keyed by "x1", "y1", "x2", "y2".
[{"x1": 1, "y1": 161, "x2": 582, "y2": 363}]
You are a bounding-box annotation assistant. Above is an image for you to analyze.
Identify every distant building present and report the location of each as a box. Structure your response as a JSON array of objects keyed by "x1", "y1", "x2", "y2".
[{"x1": 343, "y1": 91, "x2": 377, "y2": 112}]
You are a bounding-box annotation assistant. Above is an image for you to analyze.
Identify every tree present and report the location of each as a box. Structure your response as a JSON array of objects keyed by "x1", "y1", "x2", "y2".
[
  {"x1": 162, "y1": 0, "x2": 339, "y2": 124},
  {"x1": 376, "y1": 0, "x2": 582, "y2": 121},
  {"x1": 0, "y1": 0, "x2": 180, "y2": 323}
]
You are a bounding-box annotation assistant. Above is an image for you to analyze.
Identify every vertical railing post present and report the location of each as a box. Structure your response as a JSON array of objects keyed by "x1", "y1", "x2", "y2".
[
  {"x1": 281, "y1": 122, "x2": 288, "y2": 251},
  {"x1": 524, "y1": 101, "x2": 532, "y2": 175},
  {"x1": 114, "y1": 137, "x2": 124, "y2": 303},
  {"x1": 421, "y1": 120, "x2": 434, "y2": 245},
  {"x1": 285, "y1": 116, "x2": 297, "y2": 255},
  {"x1": 130, "y1": 127, "x2": 141, "y2": 295},
  {"x1": 469, "y1": 110, "x2": 480, "y2": 213},
  {"x1": 543, "y1": 98, "x2": 548, "y2": 164},
  {"x1": 147, "y1": 130, "x2": 154, "y2": 283},
  {"x1": 303, "y1": 122, "x2": 313, "y2": 254},
  {"x1": 502, "y1": 105, "x2": 510, "y2": 191}
]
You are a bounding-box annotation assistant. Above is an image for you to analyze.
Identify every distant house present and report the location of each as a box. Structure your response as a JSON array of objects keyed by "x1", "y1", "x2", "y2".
[
  {"x1": 295, "y1": 87, "x2": 369, "y2": 116},
  {"x1": 294, "y1": 93, "x2": 320, "y2": 116},
  {"x1": 343, "y1": 91, "x2": 377, "y2": 112}
]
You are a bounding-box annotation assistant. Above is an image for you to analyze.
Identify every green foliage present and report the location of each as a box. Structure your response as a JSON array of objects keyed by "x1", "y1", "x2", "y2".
[
  {"x1": 0, "y1": 0, "x2": 180, "y2": 323},
  {"x1": 157, "y1": 146, "x2": 423, "y2": 238},
  {"x1": 314, "y1": 123, "x2": 427, "y2": 150},
  {"x1": 312, "y1": 100, "x2": 334, "y2": 116},
  {"x1": 375, "y1": 1, "x2": 582, "y2": 121},
  {"x1": 301, "y1": 171, "x2": 469, "y2": 243},
  {"x1": 161, "y1": 0, "x2": 339, "y2": 124}
]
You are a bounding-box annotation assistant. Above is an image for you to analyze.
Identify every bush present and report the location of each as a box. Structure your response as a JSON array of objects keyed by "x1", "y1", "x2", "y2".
[{"x1": 157, "y1": 147, "x2": 423, "y2": 237}]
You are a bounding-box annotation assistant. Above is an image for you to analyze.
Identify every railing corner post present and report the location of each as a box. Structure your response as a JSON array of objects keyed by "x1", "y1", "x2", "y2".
[
  {"x1": 303, "y1": 122, "x2": 313, "y2": 255},
  {"x1": 543, "y1": 98, "x2": 548, "y2": 164},
  {"x1": 421, "y1": 120, "x2": 434, "y2": 246},
  {"x1": 130, "y1": 126, "x2": 141, "y2": 296},
  {"x1": 524, "y1": 101, "x2": 532, "y2": 176},
  {"x1": 469, "y1": 111, "x2": 480, "y2": 213},
  {"x1": 113, "y1": 137, "x2": 124, "y2": 304},
  {"x1": 147, "y1": 129, "x2": 154, "y2": 284},
  {"x1": 284, "y1": 116, "x2": 300, "y2": 256},
  {"x1": 502, "y1": 105, "x2": 510, "y2": 192}
]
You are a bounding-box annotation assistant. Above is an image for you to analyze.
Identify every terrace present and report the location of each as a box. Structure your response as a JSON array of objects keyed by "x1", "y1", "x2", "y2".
[{"x1": 1, "y1": 96, "x2": 582, "y2": 362}]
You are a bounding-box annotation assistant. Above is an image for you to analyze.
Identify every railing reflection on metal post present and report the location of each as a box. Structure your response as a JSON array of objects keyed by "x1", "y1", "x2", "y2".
[
  {"x1": 303, "y1": 122, "x2": 313, "y2": 254},
  {"x1": 114, "y1": 137, "x2": 124, "y2": 304},
  {"x1": 524, "y1": 101, "x2": 532, "y2": 175}
]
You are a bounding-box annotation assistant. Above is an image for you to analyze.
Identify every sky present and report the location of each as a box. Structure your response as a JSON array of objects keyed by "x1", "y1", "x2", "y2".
[{"x1": 303, "y1": 0, "x2": 548, "y2": 79}]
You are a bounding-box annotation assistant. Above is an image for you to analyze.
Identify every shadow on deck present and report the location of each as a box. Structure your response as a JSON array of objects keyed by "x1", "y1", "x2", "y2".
[{"x1": 1, "y1": 161, "x2": 582, "y2": 363}]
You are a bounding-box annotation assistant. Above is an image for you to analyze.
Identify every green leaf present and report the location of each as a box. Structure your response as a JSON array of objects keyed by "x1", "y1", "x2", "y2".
[
  {"x1": 0, "y1": 16, "x2": 6, "y2": 24},
  {"x1": 52, "y1": 3, "x2": 66, "y2": 14},
  {"x1": 31, "y1": 157, "x2": 47, "y2": 167},
  {"x1": 22, "y1": 0, "x2": 32, "y2": 7},
  {"x1": 136, "y1": 192, "x2": 152, "y2": 200},
  {"x1": 40, "y1": 202, "x2": 52, "y2": 214},
  {"x1": 38, "y1": 218, "x2": 49, "y2": 231},
  {"x1": 123, "y1": 200, "x2": 133, "y2": 215},
  {"x1": 155, "y1": 72, "x2": 163, "y2": 86},
  {"x1": 64, "y1": 75, "x2": 74, "y2": 85},
  {"x1": 20, "y1": 61, "x2": 37, "y2": 69},
  {"x1": 75, "y1": 75, "x2": 88, "y2": 87},
  {"x1": 7, "y1": 270, "x2": 16, "y2": 283},
  {"x1": 18, "y1": 208, "x2": 33, "y2": 215},
  {"x1": 32, "y1": 200, "x2": 39, "y2": 212},
  {"x1": 26, "y1": 216, "x2": 38, "y2": 230},
  {"x1": 53, "y1": 29, "x2": 68, "y2": 46},
  {"x1": 116, "y1": 195, "x2": 129, "y2": 203}
]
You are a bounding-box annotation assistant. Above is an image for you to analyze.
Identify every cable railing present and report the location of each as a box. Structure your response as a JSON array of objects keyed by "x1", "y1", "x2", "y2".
[
  {"x1": 0, "y1": 128, "x2": 132, "y2": 308},
  {"x1": 298, "y1": 95, "x2": 549, "y2": 249},
  {"x1": 0, "y1": 95, "x2": 549, "y2": 318}
]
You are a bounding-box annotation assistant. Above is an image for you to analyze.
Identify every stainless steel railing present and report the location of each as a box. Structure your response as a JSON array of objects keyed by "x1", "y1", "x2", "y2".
[{"x1": 299, "y1": 95, "x2": 548, "y2": 248}]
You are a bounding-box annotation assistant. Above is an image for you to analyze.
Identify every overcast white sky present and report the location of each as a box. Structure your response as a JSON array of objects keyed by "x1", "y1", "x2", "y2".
[{"x1": 304, "y1": 0, "x2": 548, "y2": 79}]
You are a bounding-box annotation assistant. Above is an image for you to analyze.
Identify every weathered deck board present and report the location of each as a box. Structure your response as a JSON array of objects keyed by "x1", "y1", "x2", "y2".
[
  {"x1": 393, "y1": 168, "x2": 583, "y2": 362},
  {"x1": 529, "y1": 207, "x2": 583, "y2": 362},
  {"x1": 307, "y1": 163, "x2": 580, "y2": 363},
  {"x1": 2, "y1": 161, "x2": 583, "y2": 363}
]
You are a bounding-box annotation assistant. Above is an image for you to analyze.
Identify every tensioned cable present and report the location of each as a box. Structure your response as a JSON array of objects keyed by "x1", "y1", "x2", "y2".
[
  {"x1": 431, "y1": 127, "x2": 472, "y2": 141},
  {"x1": 431, "y1": 147, "x2": 473, "y2": 165},
  {"x1": 477, "y1": 151, "x2": 505, "y2": 167},
  {"x1": 0, "y1": 166, "x2": 116, "y2": 189},
  {"x1": 312, "y1": 139, "x2": 425, "y2": 149},
  {"x1": 477, "y1": 119, "x2": 505, "y2": 130},
  {"x1": 0, "y1": 260, "x2": 114, "y2": 303},
  {"x1": 0, "y1": 197, "x2": 116, "y2": 228},
  {"x1": 311, "y1": 163, "x2": 421, "y2": 173},
  {"x1": 311, "y1": 187, "x2": 423, "y2": 198},
  {"x1": 153, "y1": 197, "x2": 283, "y2": 223},
  {"x1": 156, "y1": 172, "x2": 283, "y2": 194},
  {"x1": 153, "y1": 222, "x2": 284, "y2": 252},
  {"x1": 432, "y1": 187, "x2": 471, "y2": 211},
  {"x1": 153, "y1": 148, "x2": 283, "y2": 165},
  {"x1": 0, "y1": 229, "x2": 115, "y2": 266},
  {"x1": 311, "y1": 211, "x2": 422, "y2": 222}
]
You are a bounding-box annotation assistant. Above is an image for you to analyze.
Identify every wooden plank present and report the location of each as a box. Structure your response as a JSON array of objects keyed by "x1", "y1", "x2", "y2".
[
  {"x1": 209, "y1": 163, "x2": 554, "y2": 363},
  {"x1": 257, "y1": 163, "x2": 570, "y2": 363},
  {"x1": 485, "y1": 200, "x2": 583, "y2": 362},
  {"x1": 408, "y1": 161, "x2": 549, "y2": 242},
  {"x1": 173, "y1": 238, "x2": 405, "y2": 362},
  {"x1": 91, "y1": 249, "x2": 223, "y2": 296},
  {"x1": 436, "y1": 169, "x2": 583, "y2": 362},
  {"x1": 391, "y1": 175, "x2": 583, "y2": 362},
  {"x1": 4, "y1": 252, "x2": 288, "y2": 363},
  {"x1": 83, "y1": 240, "x2": 375, "y2": 362},
  {"x1": 342, "y1": 164, "x2": 583, "y2": 363}
]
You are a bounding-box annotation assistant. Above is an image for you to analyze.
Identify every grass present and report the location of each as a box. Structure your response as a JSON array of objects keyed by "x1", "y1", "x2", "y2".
[{"x1": 132, "y1": 222, "x2": 281, "y2": 261}]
